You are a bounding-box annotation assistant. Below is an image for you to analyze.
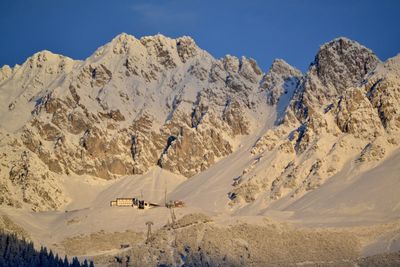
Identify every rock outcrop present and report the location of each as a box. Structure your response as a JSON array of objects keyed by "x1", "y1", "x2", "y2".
[
  {"x1": 260, "y1": 59, "x2": 302, "y2": 106},
  {"x1": 0, "y1": 33, "x2": 270, "y2": 210},
  {"x1": 0, "y1": 34, "x2": 399, "y2": 212},
  {"x1": 230, "y1": 39, "x2": 400, "y2": 206}
]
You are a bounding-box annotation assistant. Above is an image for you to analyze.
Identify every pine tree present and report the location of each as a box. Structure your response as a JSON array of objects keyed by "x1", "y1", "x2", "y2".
[
  {"x1": 0, "y1": 232, "x2": 92, "y2": 267},
  {"x1": 63, "y1": 255, "x2": 69, "y2": 267},
  {"x1": 48, "y1": 249, "x2": 55, "y2": 264},
  {"x1": 39, "y1": 246, "x2": 49, "y2": 267},
  {"x1": 71, "y1": 257, "x2": 80, "y2": 267},
  {"x1": 3, "y1": 234, "x2": 12, "y2": 260}
]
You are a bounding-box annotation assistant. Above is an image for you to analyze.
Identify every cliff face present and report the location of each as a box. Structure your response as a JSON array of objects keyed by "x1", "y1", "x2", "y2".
[
  {"x1": 0, "y1": 34, "x2": 399, "y2": 212},
  {"x1": 230, "y1": 38, "x2": 400, "y2": 205},
  {"x1": 0, "y1": 33, "x2": 272, "y2": 210},
  {"x1": 260, "y1": 59, "x2": 302, "y2": 106}
]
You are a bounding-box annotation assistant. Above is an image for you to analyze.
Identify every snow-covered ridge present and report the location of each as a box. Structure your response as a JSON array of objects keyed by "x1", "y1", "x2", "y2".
[
  {"x1": 228, "y1": 38, "x2": 400, "y2": 213},
  {"x1": 0, "y1": 33, "x2": 276, "y2": 210},
  {"x1": 0, "y1": 34, "x2": 399, "y2": 217}
]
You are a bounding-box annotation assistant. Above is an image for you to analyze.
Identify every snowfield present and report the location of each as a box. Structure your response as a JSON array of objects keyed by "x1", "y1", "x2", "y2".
[{"x1": 1, "y1": 33, "x2": 400, "y2": 266}]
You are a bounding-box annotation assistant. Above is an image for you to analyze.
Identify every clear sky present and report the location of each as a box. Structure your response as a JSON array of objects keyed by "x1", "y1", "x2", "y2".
[{"x1": 0, "y1": 0, "x2": 399, "y2": 72}]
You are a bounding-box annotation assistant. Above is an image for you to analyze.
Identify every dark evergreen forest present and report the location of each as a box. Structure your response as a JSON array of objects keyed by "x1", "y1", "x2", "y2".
[{"x1": 0, "y1": 232, "x2": 94, "y2": 267}]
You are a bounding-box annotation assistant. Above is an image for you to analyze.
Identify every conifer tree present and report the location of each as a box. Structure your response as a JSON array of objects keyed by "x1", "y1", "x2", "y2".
[{"x1": 0, "y1": 232, "x2": 93, "y2": 267}]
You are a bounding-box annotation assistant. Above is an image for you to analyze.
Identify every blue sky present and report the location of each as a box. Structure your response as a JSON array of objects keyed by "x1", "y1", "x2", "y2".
[{"x1": 0, "y1": 0, "x2": 399, "y2": 72}]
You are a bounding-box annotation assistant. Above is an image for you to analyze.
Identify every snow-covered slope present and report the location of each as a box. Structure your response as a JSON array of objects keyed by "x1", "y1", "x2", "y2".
[
  {"x1": 0, "y1": 34, "x2": 400, "y2": 264},
  {"x1": 269, "y1": 148, "x2": 400, "y2": 225},
  {"x1": 222, "y1": 39, "x2": 400, "y2": 216},
  {"x1": 0, "y1": 33, "x2": 279, "y2": 211},
  {"x1": 0, "y1": 33, "x2": 399, "y2": 217}
]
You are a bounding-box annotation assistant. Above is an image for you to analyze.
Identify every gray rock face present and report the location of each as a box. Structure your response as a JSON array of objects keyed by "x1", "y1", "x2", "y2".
[
  {"x1": 335, "y1": 88, "x2": 384, "y2": 139},
  {"x1": 0, "y1": 33, "x2": 272, "y2": 210},
  {"x1": 158, "y1": 125, "x2": 232, "y2": 177},
  {"x1": 313, "y1": 37, "x2": 379, "y2": 94},
  {"x1": 231, "y1": 40, "x2": 400, "y2": 206},
  {"x1": 260, "y1": 59, "x2": 302, "y2": 105},
  {"x1": 290, "y1": 37, "x2": 380, "y2": 123},
  {"x1": 1, "y1": 34, "x2": 398, "y2": 212}
]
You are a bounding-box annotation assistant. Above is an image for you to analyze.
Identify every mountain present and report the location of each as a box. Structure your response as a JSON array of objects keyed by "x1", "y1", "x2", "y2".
[
  {"x1": 0, "y1": 33, "x2": 400, "y2": 265},
  {"x1": 0, "y1": 33, "x2": 273, "y2": 210},
  {"x1": 229, "y1": 38, "x2": 400, "y2": 215}
]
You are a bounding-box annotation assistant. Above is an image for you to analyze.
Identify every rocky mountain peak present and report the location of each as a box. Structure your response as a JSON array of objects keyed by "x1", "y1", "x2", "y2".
[
  {"x1": 1, "y1": 34, "x2": 398, "y2": 213},
  {"x1": 239, "y1": 57, "x2": 263, "y2": 82},
  {"x1": 221, "y1": 55, "x2": 263, "y2": 84},
  {"x1": 235, "y1": 39, "x2": 399, "y2": 210},
  {"x1": 271, "y1": 58, "x2": 296, "y2": 69},
  {"x1": 286, "y1": 38, "x2": 381, "y2": 124},
  {"x1": 176, "y1": 36, "x2": 199, "y2": 63},
  {"x1": 90, "y1": 33, "x2": 200, "y2": 67},
  {"x1": 260, "y1": 59, "x2": 302, "y2": 105},
  {"x1": 139, "y1": 34, "x2": 200, "y2": 67},
  {"x1": 222, "y1": 55, "x2": 240, "y2": 72},
  {"x1": 140, "y1": 33, "x2": 176, "y2": 49},
  {"x1": 31, "y1": 50, "x2": 60, "y2": 60},
  {"x1": 0, "y1": 65, "x2": 13, "y2": 83},
  {"x1": 112, "y1": 32, "x2": 135, "y2": 42},
  {"x1": 25, "y1": 50, "x2": 75, "y2": 69},
  {"x1": 311, "y1": 37, "x2": 380, "y2": 94},
  {"x1": 106, "y1": 32, "x2": 142, "y2": 54}
]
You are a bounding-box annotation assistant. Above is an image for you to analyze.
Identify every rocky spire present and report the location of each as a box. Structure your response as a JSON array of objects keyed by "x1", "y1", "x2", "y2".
[
  {"x1": 260, "y1": 59, "x2": 302, "y2": 105},
  {"x1": 310, "y1": 37, "x2": 380, "y2": 96},
  {"x1": 288, "y1": 37, "x2": 380, "y2": 123}
]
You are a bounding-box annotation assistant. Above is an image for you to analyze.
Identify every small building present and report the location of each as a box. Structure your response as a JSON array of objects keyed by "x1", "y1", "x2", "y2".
[
  {"x1": 110, "y1": 197, "x2": 158, "y2": 209},
  {"x1": 116, "y1": 198, "x2": 135, "y2": 207}
]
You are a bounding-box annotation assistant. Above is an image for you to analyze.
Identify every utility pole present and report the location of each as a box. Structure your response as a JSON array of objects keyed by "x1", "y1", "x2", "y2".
[
  {"x1": 146, "y1": 221, "x2": 154, "y2": 242},
  {"x1": 170, "y1": 207, "x2": 176, "y2": 225},
  {"x1": 164, "y1": 181, "x2": 168, "y2": 207}
]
